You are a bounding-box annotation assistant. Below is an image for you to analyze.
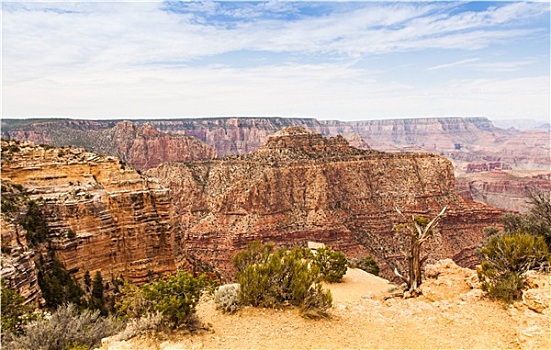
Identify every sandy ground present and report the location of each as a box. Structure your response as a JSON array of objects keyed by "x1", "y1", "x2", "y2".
[{"x1": 102, "y1": 263, "x2": 550, "y2": 350}]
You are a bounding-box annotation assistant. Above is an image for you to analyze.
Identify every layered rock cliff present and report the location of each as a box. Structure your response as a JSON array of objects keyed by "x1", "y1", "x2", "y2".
[
  {"x1": 0, "y1": 140, "x2": 183, "y2": 303},
  {"x1": 0, "y1": 119, "x2": 217, "y2": 171},
  {"x1": 456, "y1": 170, "x2": 551, "y2": 213},
  {"x1": 147, "y1": 127, "x2": 503, "y2": 279},
  {"x1": 4, "y1": 116, "x2": 548, "y2": 214},
  {"x1": 4, "y1": 115, "x2": 548, "y2": 177}
]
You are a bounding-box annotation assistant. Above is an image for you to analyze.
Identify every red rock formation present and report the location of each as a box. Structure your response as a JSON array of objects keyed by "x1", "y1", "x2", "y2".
[
  {"x1": 0, "y1": 120, "x2": 217, "y2": 172},
  {"x1": 456, "y1": 170, "x2": 551, "y2": 213},
  {"x1": 0, "y1": 140, "x2": 182, "y2": 303},
  {"x1": 106, "y1": 121, "x2": 217, "y2": 171},
  {"x1": 466, "y1": 162, "x2": 512, "y2": 173},
  {"x1": 147, "y1": 127, "x2": 503, "y2": 279}
]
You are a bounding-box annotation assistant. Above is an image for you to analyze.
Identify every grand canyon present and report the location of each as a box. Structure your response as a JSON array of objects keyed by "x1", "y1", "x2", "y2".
[
  {"x1": 1, "y1": 116, "x2": 550, "y2": 349},
  {"x1": 2, "y1": 116, "x2": 548, "y2": 302}
]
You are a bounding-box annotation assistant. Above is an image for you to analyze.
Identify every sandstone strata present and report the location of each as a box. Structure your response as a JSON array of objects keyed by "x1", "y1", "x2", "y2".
[
  {"x1": 0, "y1": 140, "x2": 181, "y2": 303},
  {"x1": 147, "y1": 127, "x2": 502, "y2": 279},
  {"x1": 456, "y1": 170, "x2": 551, "y2": 213},
  {"x1": 0, "y1": 120, "x2": 217, "y2": 171},
  {"x1": 4, "y1": 117, "x2": 548, "y2": 213}
]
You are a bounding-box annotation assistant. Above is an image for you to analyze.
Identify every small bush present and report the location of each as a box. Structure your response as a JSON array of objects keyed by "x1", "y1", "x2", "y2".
[
  {"x1": 312, "y1": 247, "x2": 348, "y2": 283},
  {"x1": 477, "y1": 232, "x2": 550, "y2": 302},
  {"x1": 67, "y1": 229, "x2": 76, "y2": 239},
  {"x1": 299, "y1": 283, "x2": 332, "y2": 319},
  {"x1": 356, "y1": 256, "x2": 380, "y2": 276},
  {"x1": 113, "y1": 312, "x2": 163, "y2": 341},
  {"x1": 1, "y1": 279, "x2": 32, "y2": 338},
  {"x1": 235, "y1": 243, "x2": 332, "y2": 318},
  {"x1": 116, "y1": 272, "x2": 214, "y2": 329},
  {"x1": 214, "y1": 284, "x2": 240, "y2": 314},
  {"x1": 3, "y1": 304, "x2": 123, "y2": 350}
]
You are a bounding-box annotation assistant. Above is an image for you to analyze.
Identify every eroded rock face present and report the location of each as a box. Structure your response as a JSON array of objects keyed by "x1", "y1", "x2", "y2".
[
  {"x1": 456, "y1": 171, "x2": 551, "y2": 213},
  {"x1": 0, "y1": 120, "x2": 217, "y2": 171},
  {"x1": 147, "y1": 127, "x2": 502, "y2": 279},
  {"x1": 102, "y1": 121, "x2": 217, "y2": 171},
  {"x1": 3, "y1": 117, "x2": 549, "y2": 213},
  {"x1": 0, "y1": 140, "x2": 181, "y2": 303}
]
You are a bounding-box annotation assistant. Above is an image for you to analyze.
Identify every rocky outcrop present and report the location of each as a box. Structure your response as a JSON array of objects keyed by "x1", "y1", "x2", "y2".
[
  {"x1": 98, "y1": 121, "x2": 217, "y2": 171},
  {"x1": 0, "y1": 120, "x2": 217, "y2": 171},
  {"x1": 456, "y1": 171, "x2": 551, "y2": 213},
  {"x1": 466, "y1": 162, "x2": 512, "y2": 173},
  {"x1": 147, "y1": 127, "x2": 502, "y2": 279},
  {"x1": 0, "y1": 140, "x2": 183, "y2": 303}
]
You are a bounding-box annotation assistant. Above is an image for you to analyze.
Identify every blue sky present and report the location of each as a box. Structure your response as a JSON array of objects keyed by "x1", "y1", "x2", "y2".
[{"x1": 2, "y1": 1, "x2": 549, "y2": 121}]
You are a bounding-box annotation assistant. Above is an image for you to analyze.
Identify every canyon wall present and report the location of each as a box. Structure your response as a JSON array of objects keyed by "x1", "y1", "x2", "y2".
[
  {"x1": 0, "y1": 140, "x2": 184, "y2": 303},
  {"x1": 1, "y1": 119, "x2": 217, "y2": 171},
  {"x1": 147, "y1": 127, "x2": 503, "y2": 279},
  {"x1": 3, "y1": 116, "x2": 547, "y2": 218},
  {"x1": 456, "y1": 171, "x2": 551, "y2": 213},
  {"x1": 6, "y1": 117, "x2": 548, "y2": 173}
]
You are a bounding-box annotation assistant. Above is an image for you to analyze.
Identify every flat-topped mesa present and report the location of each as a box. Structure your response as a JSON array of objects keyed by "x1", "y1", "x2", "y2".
[
  {"x1": 148, "y1": 129, "x2": 503, "y2": 280},
  {"x1": 256, "y1": 127, "x2": 371, "y2": 161}
]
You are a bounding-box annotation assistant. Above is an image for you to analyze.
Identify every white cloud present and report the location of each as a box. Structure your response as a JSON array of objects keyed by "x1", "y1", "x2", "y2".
[{"x1": 2, "y1": 1, "x2": 549, "y2": 120}]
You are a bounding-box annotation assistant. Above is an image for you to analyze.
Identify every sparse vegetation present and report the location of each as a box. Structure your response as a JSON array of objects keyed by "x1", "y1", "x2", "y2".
[
  {"x1": 477, "y1": 233, "x2": 549, "y2": 303},
  {"x1": 311, "y1": 247, "x2": 347, "y2": 283},
  {"x1": 234, "y1": 242, "x2": 332, "y2": 319},
  {"x1": 2, "y1": 303, "x2": 123, "y2": 350},
  {"x1": 88, "y1": 271, "x2": 107, "y2": 315},
  {"x1": 354, "y1": 256, "x2": 380, "y2": 276},
  {"x1": 1, "y1": 279, "x2": 33, "y2": 339},
  {"x1": 116, "y1": 271, "x2": 215, "y2": 329},
  {"x1": 500, "y1": 188, "x2": 551, "y2": 249},
  {"x1": 19, "y1": 200, "x2": 49, "y2": 247},
  {"x1": 0, "y1": 182, "x2": 28, "y2": 215}
]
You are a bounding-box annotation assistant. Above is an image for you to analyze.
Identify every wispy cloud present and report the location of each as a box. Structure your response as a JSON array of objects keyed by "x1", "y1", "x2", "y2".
[
  {"x1": 426, "y1": 58, "x2": 480, "y2": 71},
  {"x1": 2, "y1": 1, "x2": 549, "y2": 120}
]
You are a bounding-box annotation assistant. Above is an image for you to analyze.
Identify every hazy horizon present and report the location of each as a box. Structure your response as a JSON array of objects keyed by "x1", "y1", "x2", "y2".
[{"x1": 2, "y1": 1, "x2": 550, "y2": 121}]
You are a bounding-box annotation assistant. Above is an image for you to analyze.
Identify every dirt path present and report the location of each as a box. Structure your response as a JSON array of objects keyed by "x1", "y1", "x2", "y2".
[{"x1": 103, "y1": 264, "x2": 550, "y2": 349}]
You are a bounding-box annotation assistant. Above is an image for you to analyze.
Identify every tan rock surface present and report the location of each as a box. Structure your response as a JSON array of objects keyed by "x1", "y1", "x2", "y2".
[{"x1": 1, "y1": 140, "x2": 181, "y2": 302}]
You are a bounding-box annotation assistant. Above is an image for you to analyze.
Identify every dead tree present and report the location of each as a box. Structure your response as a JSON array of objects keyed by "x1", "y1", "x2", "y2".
[{"x1": 393, "y1": 206, "x2": 447, "y2": 296}]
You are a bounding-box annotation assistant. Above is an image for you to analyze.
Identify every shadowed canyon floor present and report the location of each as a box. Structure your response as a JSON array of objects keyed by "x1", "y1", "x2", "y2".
[{"x1": 102, "y1": 261, "x2": 550, "y2": 350}]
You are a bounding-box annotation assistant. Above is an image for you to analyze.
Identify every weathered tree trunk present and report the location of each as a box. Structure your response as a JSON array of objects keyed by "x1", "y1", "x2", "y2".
[{"x1": 394, "y1": 207, "x2": 447, "y2": 296}]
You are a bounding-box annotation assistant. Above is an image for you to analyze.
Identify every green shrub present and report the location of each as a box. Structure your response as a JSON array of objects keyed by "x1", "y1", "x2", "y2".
[
  {"x1": 67, "y1": 229, "x2": 76, "y2": 239},
  {"x1": 3, "y1": 303, "x2": 123, "y2": 350},
  {"x1": 37, "y1": 256, "x2": 85, "y2": 310},
  {"x1": 116, "y1": 272, "x2": 214, "y2": 329},
  {"x1": 300, "y1": 283, "x2": 332, "y2": 319},
  {"x1": 88, "y1": 271, "x2": 106, "y2": 315},
  {"x1": 356, "y1": 256, "x2": 380, "y2": 276},
  {"x1": 311, "y1": 247, "x2": 347, "y2": 283},
  {"x1": 498, "y1": 189, "x2": 551, "y2": 249},
  {"x1": 19, "y1": 200, "x2": 49, "y2": 247},
  {"x1": 477, "y1": 232, "x2": 550, "y2": 302},
  {"x1": 1, "y1": 279, "x2": 32, "y2": 338},
  {"x1": 235, "y1": 243, "x2": 332, "y2": 318},
  {"x1": 233, "y1": 241, "x2": 274, "y2": 274}
]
